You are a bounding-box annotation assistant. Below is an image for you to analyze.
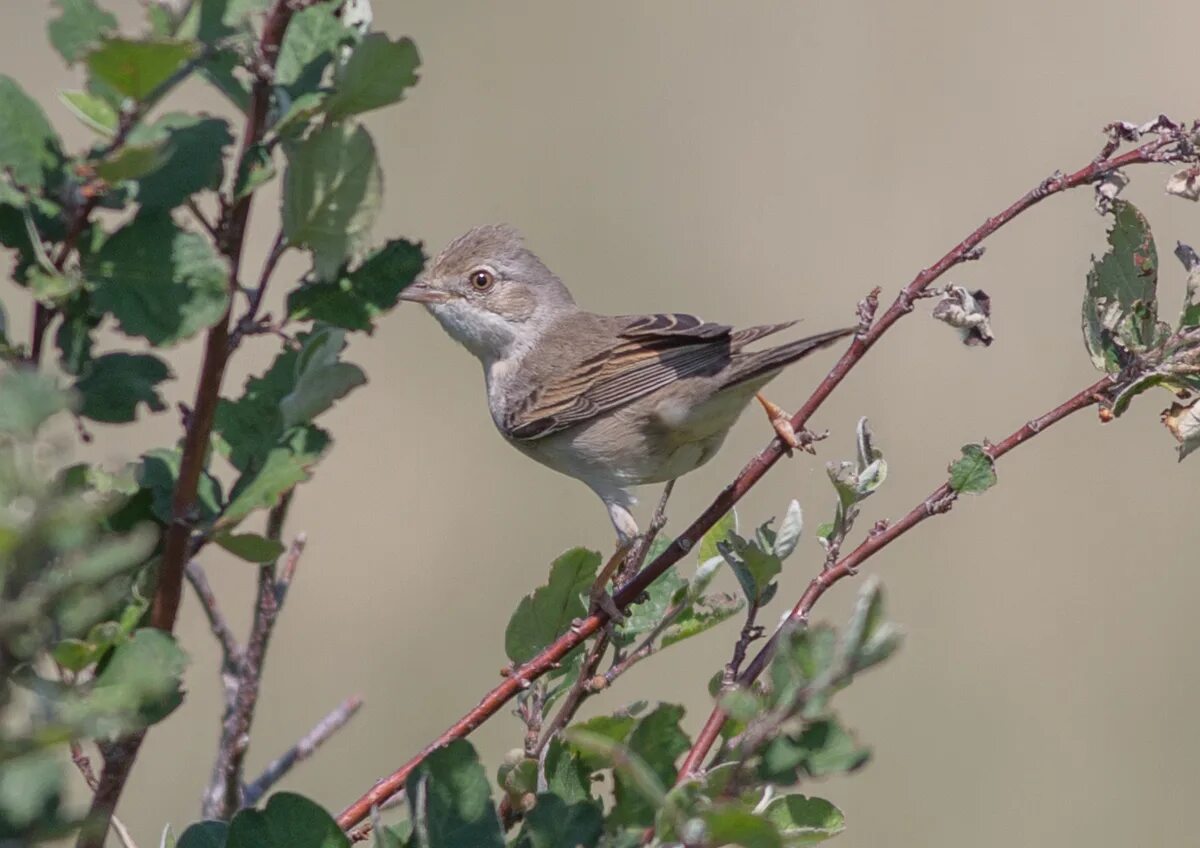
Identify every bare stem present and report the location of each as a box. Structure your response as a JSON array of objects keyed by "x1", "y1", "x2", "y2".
[
  {"x1": 202, "y1": 497, "x2": 302, "y2": 819},
  {"x1": 243, "y1": 695, "x2": 365, "y2": 807}
]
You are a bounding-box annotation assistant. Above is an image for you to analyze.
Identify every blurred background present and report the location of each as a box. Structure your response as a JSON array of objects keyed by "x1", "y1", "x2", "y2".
[{"x1": 5, "y1": 1, "x2": 1200, "y2": 845}]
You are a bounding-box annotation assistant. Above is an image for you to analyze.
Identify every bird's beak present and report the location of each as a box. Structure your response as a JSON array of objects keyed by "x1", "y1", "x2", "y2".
[{"x1": 398, "y1": 279, "x2": 450, "y2": 305}]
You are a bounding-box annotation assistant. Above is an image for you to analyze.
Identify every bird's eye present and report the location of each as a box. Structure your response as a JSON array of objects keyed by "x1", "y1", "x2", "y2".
[{"x1": 469, "y1": 269, "x2": 495, "y2": 292}]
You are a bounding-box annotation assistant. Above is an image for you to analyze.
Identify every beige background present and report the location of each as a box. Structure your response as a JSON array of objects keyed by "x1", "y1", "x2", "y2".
[{"x1": 4, "y1": 1, "x2": 1200, "y2": 846}]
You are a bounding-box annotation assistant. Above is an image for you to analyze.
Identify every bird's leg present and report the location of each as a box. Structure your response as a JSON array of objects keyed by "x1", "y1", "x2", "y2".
[{"x1": 755, "y1": 393, "x2": 826, "y2": 455}]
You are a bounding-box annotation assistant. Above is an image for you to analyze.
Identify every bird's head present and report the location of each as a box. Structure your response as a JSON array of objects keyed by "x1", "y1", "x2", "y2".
[{"x1": 400, "y1": 224, "x2": 576, "y2": 364}]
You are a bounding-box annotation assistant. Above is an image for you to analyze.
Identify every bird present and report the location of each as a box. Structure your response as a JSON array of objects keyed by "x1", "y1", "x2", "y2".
[{"x1": 399, "y1": 224, "x2": 852, "y2": 553}]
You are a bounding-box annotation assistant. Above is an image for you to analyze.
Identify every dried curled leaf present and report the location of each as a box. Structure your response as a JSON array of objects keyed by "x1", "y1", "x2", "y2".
[
  {"x1": 1094, "y1": 169, "x2": 1129, "y2": 214},
  {"x1": 1161, "y1": 398, "x2": 1200, "y2": 461},
  {"x1": 931, "y1": 286, "x2": 993, "y2": 346},
  {"x1": 1165, "y1": 166, "x2": 1200, "y2": 201}
]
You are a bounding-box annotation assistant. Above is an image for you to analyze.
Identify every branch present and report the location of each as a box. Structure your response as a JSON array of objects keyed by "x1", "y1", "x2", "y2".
[
  {"x1": 242, "y1": 695, "x2": 365, "y2": 807},
  {"x1": 78, "y1": 5, "x2": 302, "y2": 845},
  {"x1": 335, "y1": 122, "x2": 1193, "y2": 833},
  {"x1": 674, "y1": 374, "x2": 1115, "y2": 779}
]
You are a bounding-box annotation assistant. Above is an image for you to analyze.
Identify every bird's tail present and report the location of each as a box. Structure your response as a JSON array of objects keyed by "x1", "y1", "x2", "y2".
[{"x1": 721, "y1": 326, "x2": 854, "y2": 389}]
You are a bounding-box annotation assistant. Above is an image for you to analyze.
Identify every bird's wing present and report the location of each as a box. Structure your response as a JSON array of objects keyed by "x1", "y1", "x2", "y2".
[{"x1": 502, "y1": 313, "x2": 734, "y2": 440}]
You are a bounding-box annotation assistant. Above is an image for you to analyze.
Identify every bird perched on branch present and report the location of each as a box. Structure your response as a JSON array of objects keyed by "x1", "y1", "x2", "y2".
[{"x1": 400, "y1": 224, "x2": 851, "y2": 558}]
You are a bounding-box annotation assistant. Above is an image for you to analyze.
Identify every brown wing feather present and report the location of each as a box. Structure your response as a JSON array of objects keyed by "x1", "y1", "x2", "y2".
[{"x1": 503, "y1": 313, "x2": 732, "y2": 440}]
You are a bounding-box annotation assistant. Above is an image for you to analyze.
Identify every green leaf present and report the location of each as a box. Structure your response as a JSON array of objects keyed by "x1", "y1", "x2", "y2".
[
  {"x1": 0, "y1": 75, "x2": 64, "y2": 191},
  {"x1": 544, "y1": 736, "x2": 593, "y2": 803},
  {"x1": 513, "y1": 795, "x2": 602, "y2": 848},
  {"x1": 282, "y1": 122, "x2": 383, "y2": 280},
  {"x1": 28, "y1": 267, "x2": 83, "y2": 306},
  {"x1": 232, "y1": 143, "x2": 275, "y2": 201},
  {"x1": 0, "y1": 751, "x2": 62, "y2": 833},
  {"x1": 226, "y1": 792, "x2": 348, "y2": 848},
  {"x1": 59, "y1": 89, "x2": 118, "y2": 135},
  {"x1": 214, "y1": 345, "x2": 300, "y2": 471},
  {"x1": 505, "y1": 548, "x2": 601, "y2": 664},
  {"x1": 405, "y1": 740, "x2": 503, "y2": 848},
  {"x1": 75, "y1": 352, "x2": 172, "y2": 423},
  {"x1": 279, "y1": 326, "x2": 367, "y2": 428},
  {"x1": 565, "y1": 713, "x2": 637, "y2": 771},
  {"x1": 49, "y1": 0, "x2": 118, "y2": 64},
  {"x1": 719, "y1": 532, "x2": 782, "y2": 606},
  {"x1": 85, "y1": 212, "x2": 229, "y2": 346},
  {"x1": 791, "y1": 718, "x2": 870, "y2": 777},
  {"x1": 773, "y1": 499, "x2": 804, "y2": 560},
  {"x1": 697, "y1": 509, "x2": 737, "y2": 566},
  {"x1": 841, "y1": 576, "x2": 903, "y2": 672},
  {"x1": 0, "y1": 369, "x2": 72, "y2": 437},
  {"x1": 139, "y1": 447, "x2": 223, "y2": 525},
  {"x1": 86, "y1": 628, "x2": 188, "y2": 731},
  {"x1": 126, "y1": 113, "x2": 234, "y2": 209},
  {"x1": 218, "y1": 425, "x2": 329, "y2": 529},
  {"x1": 214, "y1": 532, "x2": 285, "y2": 563},
  {"x1": 274, "y1": 3, "x2": 350, "y2": 94},
  {"x1": 287, "y1": 239, "x2": 426, "y2": 332},
  {"x1": 660, "y1": 594, "x2": 743, "y2": 648},
  {"x1": 271, "y1": 91, "x2": 327, "y2": 140},
  {"x1": 1083, "y1": 200, "x2": 1164, "y2": 371},
  {"x1": 56, "y1": 302, "x2": 100, "y2": 375},
  {"x1": 87, "y1": 37, "x2": 200, "y2": 102},
  {"x1": 702, "y1": 806, "x2": 782, "y2": 848},
  {"x1": 1109, "y1": 372, "x2": 1180, "y2": 418},
  {"x1": 609, "y1": 703, "x2": 691, "y2": 828},
  {"x1": 948, "y1": 443, "x2": 997, "y2": 494},
  {"x1": 769, "y1": 624, "x2": 837, "y2": 711},
  {"x1": 177, "y1": 821, "x2": 229, "y2": 848},
  {"x1": 563, "y1": 728, "x2": 666, "y2": 816},
  {"x1": 326, "y1": 34, "x2": 420, "y2": 119},
  {"x1": 763, "y1": 795, "x2": 845, "y2": 846}
]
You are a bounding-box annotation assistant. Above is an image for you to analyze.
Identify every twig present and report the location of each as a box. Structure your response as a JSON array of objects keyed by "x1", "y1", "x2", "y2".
[
  {"x1": 186, "y1": 198, "x2": 220, "y2": 240},
  {"x1": 533, "y1": 633, "x2": 610, "y2": 758},
  {"x1": 603, "y1": 601, "x2": 686, "y2": 684},
  {"x1": 243, "y1": 695, "x2": 365, "y2": 806},
  {"x1": 79, "y1": 5, "x2": 303, "y2": 844},
  {"x1": 673, "y1": 374, "x2": 1114, "y2": 779},
  {"x1": 185, "y1": 561, "x2": 242, "y2": 665},
  {"x1": 229, "y1": 228, "x2": 288, "y2": 351},
  {"x1": 202, "y1": 497, "x2": 301, "y2": 819},
  {"x1": 334, "y1": 125, "x2": 1191, "y2": 832},
  {"x1": 722, "y1": 603, "x2": 762, "y2": 686}
]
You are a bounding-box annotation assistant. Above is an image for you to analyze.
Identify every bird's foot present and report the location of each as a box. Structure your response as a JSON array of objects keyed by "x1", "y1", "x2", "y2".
[{"x1": 755, "y1": 393, "x2": 826, "y2": 455}]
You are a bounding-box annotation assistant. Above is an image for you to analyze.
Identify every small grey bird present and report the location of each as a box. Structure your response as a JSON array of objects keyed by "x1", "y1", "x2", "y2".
[{"x1": 400, "y1": 225, "x2": 851, "y2": 545}]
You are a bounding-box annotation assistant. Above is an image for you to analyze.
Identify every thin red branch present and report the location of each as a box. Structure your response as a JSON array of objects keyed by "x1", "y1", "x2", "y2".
[
  {"x1": 336, "y1": 127, "x2": 1185, "y2": 832},
  {"x1": 675, "y1": 374, "x2": 1114, "y2": 778},
  {"x1": 78, "y1": 5, "x2": 300, "y2": 845}
]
